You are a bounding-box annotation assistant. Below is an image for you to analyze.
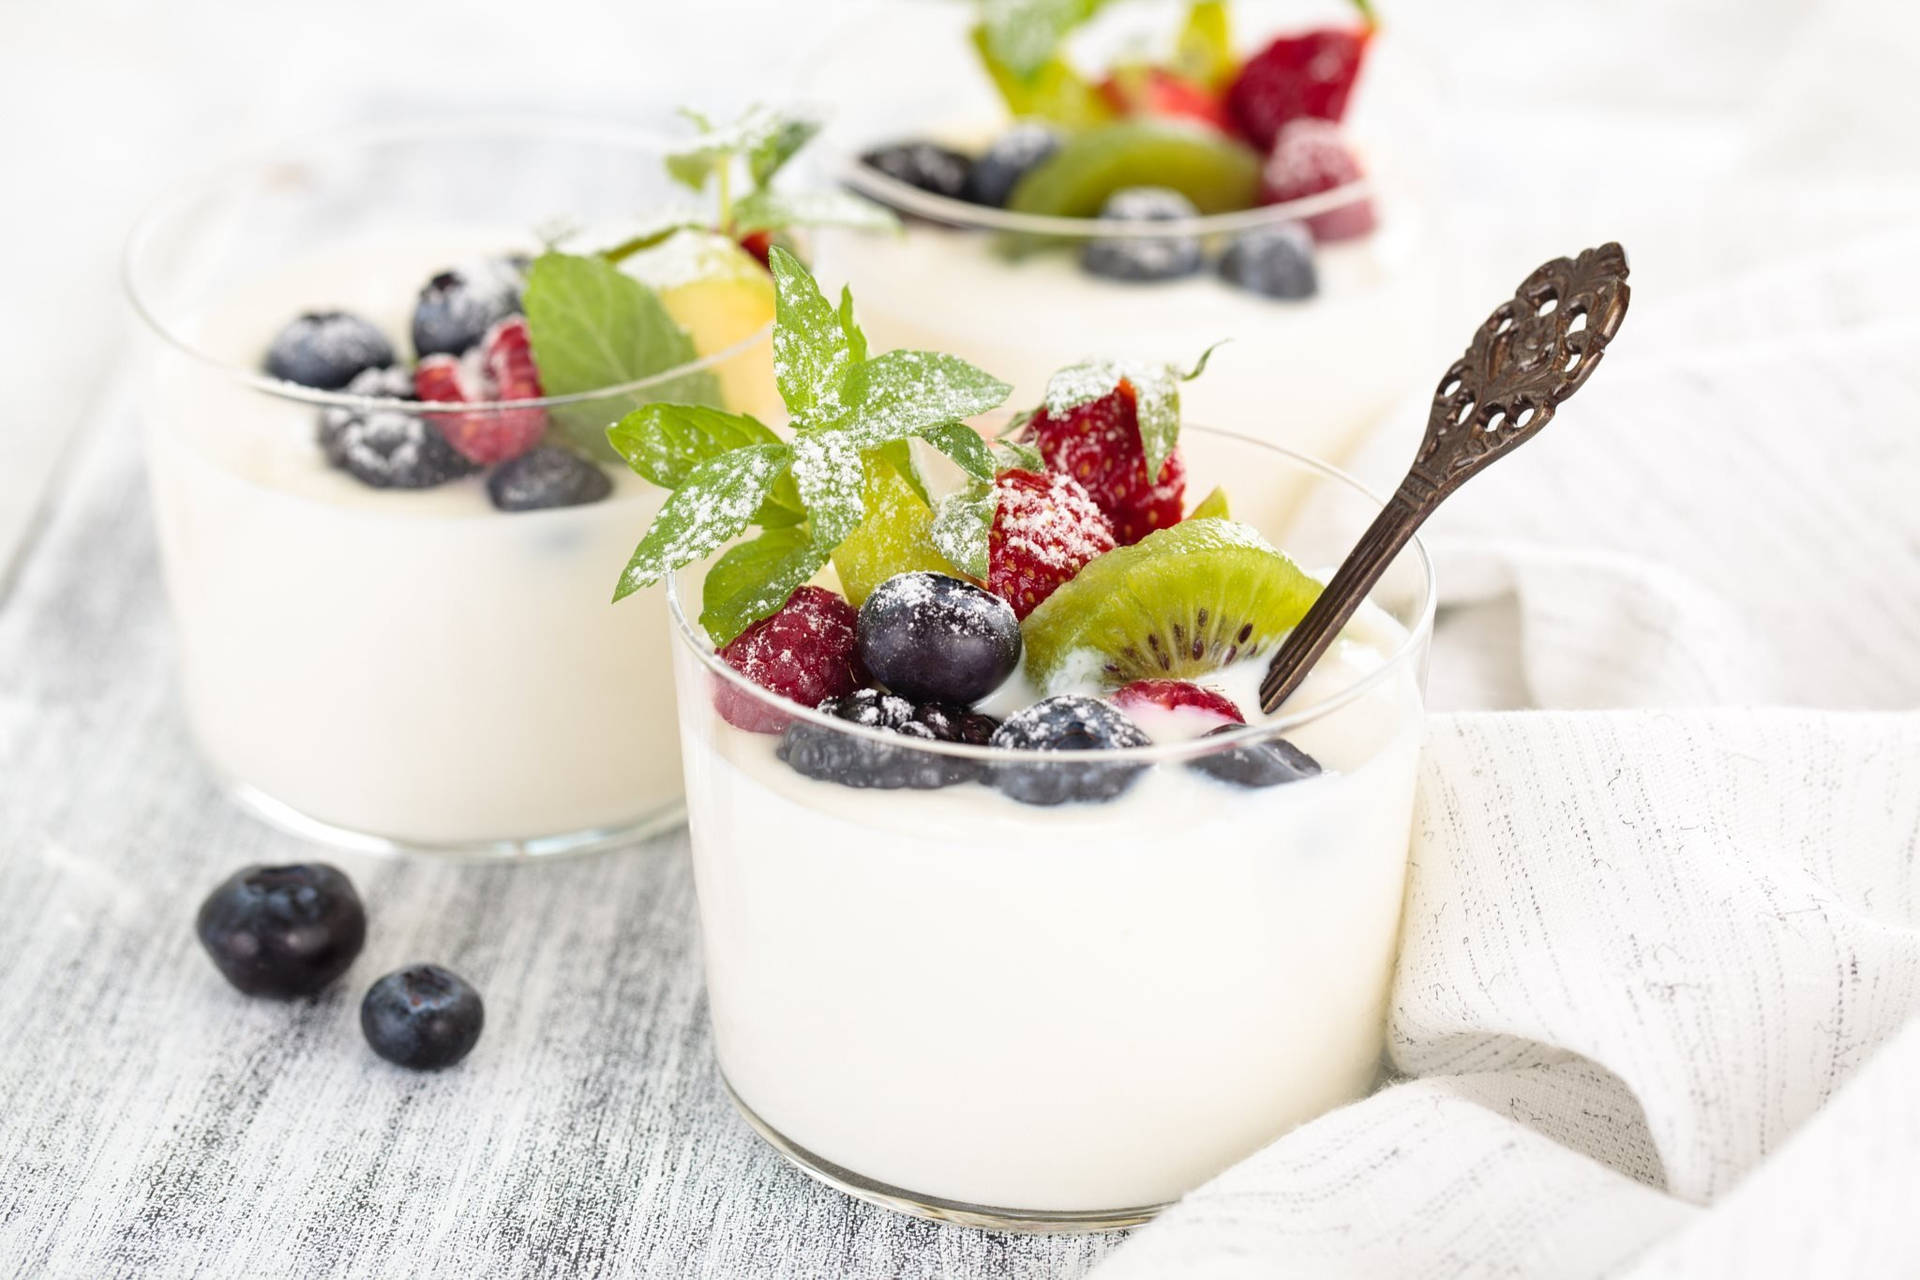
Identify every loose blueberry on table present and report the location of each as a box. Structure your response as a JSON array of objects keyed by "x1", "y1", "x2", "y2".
[
  {"x1": 854, "y1": 0, "x2": 1383, "y2": 296},
  {"x1": 361, "y1": 965, "x2": 486, "y2": 1071},
  {"x1": 610, "y1": 250, "x2": 1326, "y2": 805},
  {"x1": 196, "y1": 863, "x2": 367, "y2": 998}
]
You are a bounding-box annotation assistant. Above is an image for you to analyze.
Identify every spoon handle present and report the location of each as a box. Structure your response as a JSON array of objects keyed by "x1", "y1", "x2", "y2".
[{"x1": 1259, "y1": 242, "x2": 1632, "y2": 714}]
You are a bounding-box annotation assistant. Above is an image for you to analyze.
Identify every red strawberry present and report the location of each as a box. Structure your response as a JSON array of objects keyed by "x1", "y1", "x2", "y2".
[
  {"x1": 715, "y1": 586, "x2": 864, "y2": 734},
  {"x1": 1112, "y1": 679, "x2": 1245, "y2": 733},
  {"x1": 987, "y1": 470, "x2": 1116, "y2": 620},
  {"x1": 1258, "y1": 118, "x2": 1376, "y2": 242},
  {"x1": 1097, "y1": 68, "x2": 1232, "y2": 132},
  {"x1": 738, "y1": 230, "x2": 774, "y2": 269},
  {"x1": 415, "y1": 315, "x2": 548, "y2": 465},
  {"x1": 1226, "y1": 26, "x2": 1373, "y2": 151},
  {"x1": 1030, "y1": 380, "x2": 1185, "y2": 546}
]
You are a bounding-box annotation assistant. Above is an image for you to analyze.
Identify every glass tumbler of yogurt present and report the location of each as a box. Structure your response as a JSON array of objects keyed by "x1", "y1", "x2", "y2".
[
  {"x1": 125, "y1": 121, "x2": 781, "y2": 856},
  {"x1": 802, "y1": 0, "x2": 1443, "y2": 464},
  {"x1": 668, "y1": 425, "x2": 1433, "y2": 1229}
]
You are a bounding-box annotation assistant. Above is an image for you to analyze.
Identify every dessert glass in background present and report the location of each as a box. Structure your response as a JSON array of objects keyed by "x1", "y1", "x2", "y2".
[
  {"x1": 125, "y1": 121, "x2": 780, "y2": 857},
  {"x1": 803, "y1": 0, "x2": 1443, "y2": 465},
  {"x1": 669, "y1": 425, "x2": 1433, "y2": 1229}
]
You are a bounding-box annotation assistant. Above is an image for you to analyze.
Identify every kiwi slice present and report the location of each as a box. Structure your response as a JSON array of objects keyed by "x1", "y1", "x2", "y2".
[
  {"x1": 1189, "y1": 485, "x2": 1230, "y2": 520},
  {"x1": 1007, "y1": 121, "x2": 1262, "y2": 218},
  {"x1": 1021, "y1": 518, "x2": 1320, "y2": 692}
]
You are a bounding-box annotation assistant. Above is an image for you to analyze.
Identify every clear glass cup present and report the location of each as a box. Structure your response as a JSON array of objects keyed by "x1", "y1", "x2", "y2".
[
  {"x1": 802, "y1": 0, "x2": 1443, "y2": 465},
  {"x1": 124, "y1": 120, "x2": 780, "y2": 857},
  {"x1": 668, "y1": 425, "x2": 1434, "y2": 1229}
]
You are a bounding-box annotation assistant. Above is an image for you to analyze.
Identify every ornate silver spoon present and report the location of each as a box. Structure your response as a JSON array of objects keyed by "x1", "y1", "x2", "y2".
[{"x1": 1259, "y1": 242, "x2": 1632, "y2": 714}]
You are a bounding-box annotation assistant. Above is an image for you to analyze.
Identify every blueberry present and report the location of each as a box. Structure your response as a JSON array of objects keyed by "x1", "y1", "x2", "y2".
[
  {"x1": 989, "y1": 695, "x2": 1151, "y2": 806},
  {"x1": 411, "y1": 256, "x2": 526, "y2": 358},
  {"x1": 1079, "y1": 187, "x2": 1205, "y2": 282},
  {"x1": 486, "y1": 445, "x2": 612, "y2": 512},
  {"x1": 1189, "y1": 724, "x2": 1323, "y2": 787},
  {"x1": 1218, "y1": 223, "x2": 1318, "y2": 299},
  {"x1": 360, "y1": 965, "x2": 485, "y2": 1070},
  {"x1": 913, "y1": 701, "x2": 1001, "y2": 746},
  {"x1": 777, "y1": 689, "x2": 980, "y2": 789},
  {"x1": 317, "y1": 366, "x2": 476, "y2": 490},
  {"x1": 264, "y1": 311, "x2": 396, "y2": 390},
  {"x1": 857, "y1": 572, "x2": 1021, "y2": 705},
  {"x1": 195, "y1": 864, "x2": 366, "y2": 998},
  {"x1": 966, "y1": 123, "x2": 1062, "y2": 207},
  {"x1": 861, "y1": 141, "x2": 974, "y2": 201}
]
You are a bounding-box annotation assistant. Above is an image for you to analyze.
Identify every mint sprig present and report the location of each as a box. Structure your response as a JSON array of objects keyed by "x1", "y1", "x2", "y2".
[
  {"x1": 608, "y1": 248, "x2": 1011, "y2": 642},
  {"x1": 977, "y1": 0, "x2": 1112, "y2": 79},
  {"x1": 521, "y1": 251, "x2": 720, "y2": 457}
]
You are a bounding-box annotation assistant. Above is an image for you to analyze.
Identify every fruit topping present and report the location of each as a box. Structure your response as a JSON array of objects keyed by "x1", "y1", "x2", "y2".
[
  {"x1": 1006, "y1": 120, "x2": 1261, "y2": 217},
  {"x1": 1188, "y1": 485, "x2": 1230, "y2": 519},
  {"x1": 1079, "y1": 187, "x2": 1205, "y2": 282},
  {"x1": 986, "y1": 468, "x2": 1117, "y2": 620},
  {"x1": 1097, "y1": 67, "x2": 1232, "y2": 132},
  {"x1": 264, "y1": 311, "x2": 395, "y2": 390},
  {"x1": 195, "y1": 864, "x2": 366, "y2": 998},
  {"x1": 486, "y1": 445, "x2": 613, "y2": 512},
  {"x1": 1225, "y1": 26, "x2": 1373, "y2": 151},
  {"x1": 1112, "y1": 678, "x2": 1245, "y2": 736},
  {"x1": 619, "y1": 231, "x2": 776, "y2": 417},
  {"x1": 317, "y1": 366, "x2": 478, "y2": 490},
  {"x1": 913, "y1": 701, "x2": 1002, "y2": 746},
  {"x1": 737, "y1": 230, "x2": 774, "y2": 268},
  {"x1": 1219, "y1": 222, "x2": 1319, "y2": 298},
  {"x1": 778, "y1": 689, "x2": 981, "y2": 790},
  {"x1": 411, "y1": 256, "x2": 527, "y2": 358},
  {"x1": 989, "y1": 694, "x2": 1150, "y2": 805},
  {"x1": 856, "y1": 571, "x2": 1022, "y2": 705},
  {"x1": 715, "y1": 585, "x2": 865, "y2": 734},
  {"x1": 1032, "y1": 376, "x2": 1185, "y2": 543},
  {"x1": 965, "y1": 122, "x2": 1064, "y2": 208},
  {"x1": 415, "y1": 315, "x2": 549, "y2": 466},
  {"x1": 1021, "y1": 517, "x2": 1320, "y2": 692},
  {"x1": 831, "y1": 451, "x2": 958, "y2": 607},
  {"x1": 360, "y1": 965, "x2": 485, "y2": 1070},
  {"x1": 1258, "y1": 119, "x2": 1376, "y2": 242},
  {"x1": 861, "y1": 141, "x2": 975, "y2": 201},
  {"x1": 1189, "y1": 724, "x2": 1323, "y2": 788}
]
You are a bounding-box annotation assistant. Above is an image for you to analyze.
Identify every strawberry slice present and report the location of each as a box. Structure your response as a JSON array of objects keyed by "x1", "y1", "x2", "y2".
[
  {"x1": 1258, "y1": 118, "x2": 1376, "y2": 242},
  {"x1": 1097, "y1": 68, "x2": 1232, "y2": 132},
  {"x1": 1225, "y1": 26, "x2": 1373, "y2": 151},
  {"x1": 414, "y1": 315, "x2": 548, "y2": 466},
  {"x1": 1112, "y1": 679, "x2": 1246, "y2": 733},
  {"x1": 987, "y1": 469, "x2": 1117, "y2": 620},
  {"x1": 1030, "y1": 380, "x2": 1185, "y2": 546}
]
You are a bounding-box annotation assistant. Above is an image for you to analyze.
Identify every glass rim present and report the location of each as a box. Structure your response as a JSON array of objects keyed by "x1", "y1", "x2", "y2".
[
  {"x1": 120, "y1": 114, "x2": 774, "y2": 412},
  {"x1": 834, "y1": 151, "x2": 1374, "y2": 240},
  {"x1": 666, "y1": 423, "x2": 1435, "y2": 767}
]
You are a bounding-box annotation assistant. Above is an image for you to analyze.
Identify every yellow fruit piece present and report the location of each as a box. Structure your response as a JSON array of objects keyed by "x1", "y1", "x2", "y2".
[
  {"x1": 621, "y1": 231, "x2": 780, "y2": 420},
  {"x1": 831, "y1": 452, "x2": 958, "y2": 607}
]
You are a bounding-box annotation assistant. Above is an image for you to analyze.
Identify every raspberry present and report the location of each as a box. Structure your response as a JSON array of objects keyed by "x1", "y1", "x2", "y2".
[
  {"x1": 1112, "y1": 679, "x2": 1245, "y2": 731},
  {"x1": 1030, "y1": 381, "x2": 1185, "y2": 545},
  {"x1": 1258, "y1": 119, "x2": 1376, "y2": 242},
  {"x1": 414, "y1": 315, "x2": 548, "y2": 466},
  {"x1": 714, "y1": 586, "x2": 864, "y2": 734},
  {"x1": 1098, "y1": 68, "x2": 1232, "y2": 132},
  {"x1": 1225, "y1": 26, "x2": 1372, "y2": 151},
  {"x1": 987, "y1": 470, "x2": 1117, "y2": 620}
]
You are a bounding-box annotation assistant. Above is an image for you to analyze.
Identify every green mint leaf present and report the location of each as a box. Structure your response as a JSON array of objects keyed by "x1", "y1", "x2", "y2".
[
  {"x1": 836, "y1": 285, "x2": 868, "y2": 365},
  {"x1": 998, "y1": 407, "x2": 1038, "y2": 439},
  {"x1": 746, "y1": 112, "x2": 823, "y2": 189},
  {"x1": 916, "y1": 419, "x2": 996, "y2": 484},
  {"x1": 700, "y1": 525, "x2": 830, "y2": 646},
  {"x1": 595, "y1": 206, "x2": 712, "y2": 264},
  {"x1": 977, "y1": 0, "x2": 1111, "y2": 78},
  {"x1": 931, "y1": 482, "x2": 996, "y2": 580},
  {"x1": 523, "y1": 251, "x2": 721, "y2": 457},
  {"x1": 969, "y1": 25, "x2": 1115, "y2": 127},
  {"x1": 994, "y1": 437, "x2": 1045, "y2": 471},
  {"x1": 1172, "y1": 1, "x2": 1236, "y2": 90},
  {"x1": 837, "y1": 349, "x2": 1012, "y2": 447},
  {"x1": 789, "y1": 431, "x2": 866, "y2": 548},
  {"x1": 605, "y1": 403, "x2": 803, "y2": 527},
  {"x1": 768, "y1": 246, "x2": 858, "y2": 426},
  {"x1": 612, "y1": 442, "x2": 792, "y2": 601},
  {"x1": 733, "y1": 189, "x2": 900, "y2": 237},
  {"x1": 1182, "y1": 339, "x2": 1228, "y2": 382},
  {"x1": 876, "y1": 438, "x2": 930, "y2": 506}
]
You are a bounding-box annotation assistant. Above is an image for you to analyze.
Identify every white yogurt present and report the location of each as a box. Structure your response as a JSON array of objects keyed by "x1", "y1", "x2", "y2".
[
  {"x1": 812, "y1": 184, "x2": 1438, "y2": 465},
  {"x1": 674, "y1": 600, "x2": 1423, "y2": 1213},
  {"x1": 144, "y1": 230, "x2": 772, "y2": 848}
]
